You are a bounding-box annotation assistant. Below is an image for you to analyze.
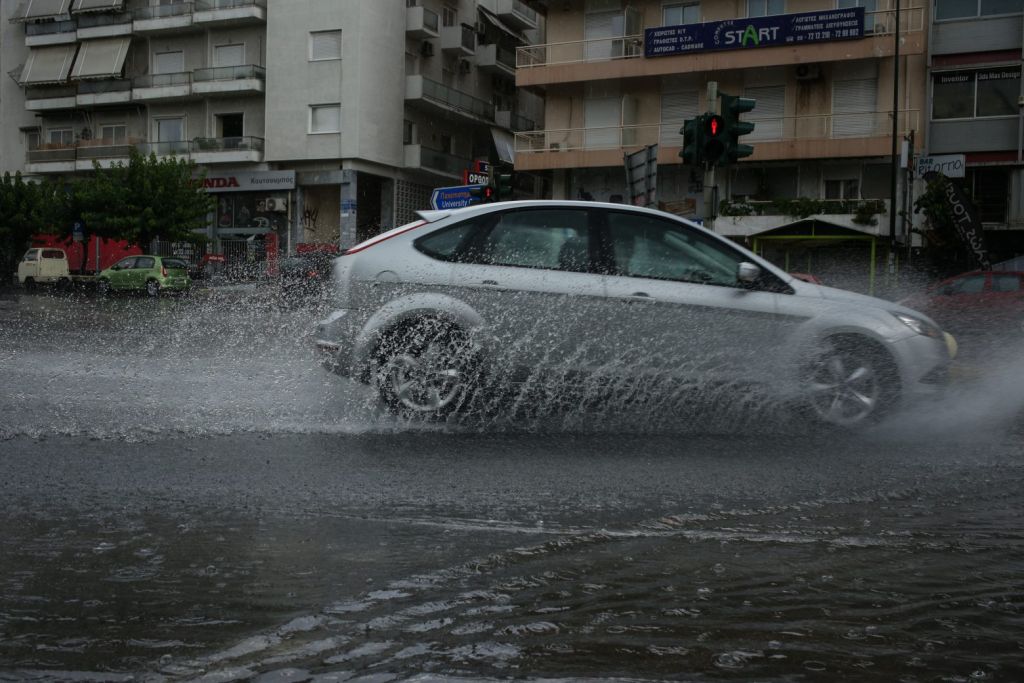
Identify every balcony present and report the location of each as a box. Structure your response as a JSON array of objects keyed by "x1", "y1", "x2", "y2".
[
  {"x1": 191, "y1": 64, "x2": 265, "y2": 96},
  {"x1": 495, "y1": 109, "x2": 536, "y2": 132},
  {"x1": 25, "y1": 19, "x2": 77, "y2": 46},
  {"x1": 513, "y1": 110, "x2": 920, "y2": 170},
  {"x1": 132, "y1": 71, "x2": 191, "y2": 101},
  {"x1": 132, "y1": 1, "x2": 193, "y2": 32},
  {"x1": 76, "y1": 77, "x2": 131, "y2": 105},
  {"x1": 26, "y1": 143, "x2": 76, "y2": 173},
  {"x1": 76, "y1": 10, "x2": 131, "y2": 39},
  {"x1": 516, "y1": 4, "x2": 925, "y2": 87},
  {"x1": 441, "y1": 23, "x2": 475, "y2": 56},
  {"x1": 406, "y1": 5, "x2": 439, "y2": 39},
  {"x1": 193, "y1": 0, "x2": 266, "y2": 26},
  {"x1": 404, "y1": 144, "x2": 470, "y2": 180},
  {"x1": 476, "y1": 43, "x2": 516, "y2": 77},
  {"x1": 721, "y1": 199, "x2": 892, "y2": 237},
  {"x1": 74, "y1": 136, "x2": 144, "y2": 169},
  {"x1": 405, "y1": 75, "x2": 494, "y2": 123},
  {"x1": 24, "y1": 84, "x2": 78, "y2": 110},
  {"x1": 494, "y1": 0, "x2": 538, "y2": 31},
  {"x1": 190, "y1": 136, "x2": 264, "y2": 164}
]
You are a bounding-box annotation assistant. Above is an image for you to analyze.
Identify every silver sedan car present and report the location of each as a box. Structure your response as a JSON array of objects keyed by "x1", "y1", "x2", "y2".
[{"x1": 315, "y1": 201, "x2": 954, "y2": 428}]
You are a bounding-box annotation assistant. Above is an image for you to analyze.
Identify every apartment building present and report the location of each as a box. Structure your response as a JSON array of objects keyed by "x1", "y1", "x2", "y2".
[
  {"x1": 925, "y1": 0, "x2": 1024, "y2": 260},
  {"x1": 515, "y1": 0, "x2": 926, "y2": 289},
  {"x1": 0, "y1": 0, "x2": 545, "y2": 251}
]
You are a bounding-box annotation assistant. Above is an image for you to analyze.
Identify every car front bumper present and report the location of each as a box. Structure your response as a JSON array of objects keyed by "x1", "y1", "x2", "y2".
[{"x1": 314, "y1": 309, "x2": 360, "y2": 377}]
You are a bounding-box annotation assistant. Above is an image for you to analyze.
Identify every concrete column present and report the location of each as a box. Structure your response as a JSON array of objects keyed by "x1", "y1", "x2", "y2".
[
  {"x1": 339, "y1": 170, "x2": 358, "y2": 249},
  {"x1": 381, "y1": 177, "x2": 396, "y2": 231},
  {"x1": 293, "y1": 188, "x2": 305, "y2": 248}
]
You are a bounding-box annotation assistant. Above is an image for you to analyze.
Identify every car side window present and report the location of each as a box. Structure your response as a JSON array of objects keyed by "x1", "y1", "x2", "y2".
[
  {"x1": 606, "y1": 212, "x2": 743, "y2": 287},
  {"x1": 42, "y1": 249, "x2": 64, "y2": 259},
  {"x1": 135, "y1": 257, "x2": 155, "y2": 269},
  {"x1": 23, "y1": 251, "x2": 39, "y2": 262},
  {"x1": 478, "y1": 210, "x2": 590, "y2": 271},
  {"x1": 414, "y1": 218, "x2": 481, "y2": 261},
  {"x1": 115, "y1": 258, "x2": 135, "y2": 270},
  {"x1": 992, "y1": 274, "x2": 1021, "y2": 293},
  {"x1": 946, "y1": 275, "x2": 986, "y2": 295}
]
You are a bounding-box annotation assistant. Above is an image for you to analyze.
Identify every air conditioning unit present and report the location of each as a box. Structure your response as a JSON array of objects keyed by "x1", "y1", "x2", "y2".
[
  {"x1": 458, "y1": 58, "x2": 472, "y2": 74},
  {"x1": 795, "y1": 64, "x2": 822, "y2": 81},
  {"x1": 264, "y1": 198, "x2": 288, "y2": 212},
  {"x1": 420, "y1": 40, "x2": 435, "y2": 57}
]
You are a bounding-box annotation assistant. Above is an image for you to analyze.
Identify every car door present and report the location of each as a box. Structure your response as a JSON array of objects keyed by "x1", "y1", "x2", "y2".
[
  {"x1": 598, "y1": 210, "x2": 786, "y2": 384},
  {"x1": 446, "y1": 207, "x2": 607, "y2": 377},
  {"x1": 109, "y1": 257, "x2": 136, "y2": 289},
  {"x1": 130, "y1": 256, "x2": 156, "y2": 290},
  {"x1": 988, "y1": 272, "x2": 1024, "y2": 330}
]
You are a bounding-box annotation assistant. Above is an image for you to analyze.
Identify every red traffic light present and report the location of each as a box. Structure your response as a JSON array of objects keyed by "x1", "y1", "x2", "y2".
[{"x1": 706, "y1": 114, "x2": 724, "y2": 138}]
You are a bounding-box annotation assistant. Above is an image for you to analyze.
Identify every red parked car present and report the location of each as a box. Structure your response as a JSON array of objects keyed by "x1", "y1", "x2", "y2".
[{"x1": 901, "y1": 271, "x2": 1024, "y2": 335}]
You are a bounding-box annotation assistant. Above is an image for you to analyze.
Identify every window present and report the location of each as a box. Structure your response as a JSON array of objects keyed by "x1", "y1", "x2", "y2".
[
  {"x1": 825, "y1": 178, "x2": 860, "y2": 199},
  {"x1": 663, "y1": 2, "x2": 700, "y2": 25},
  {"x1": 26, "y1": 130, "x2": 41, "y2": 150},
  {"x1": 48, "y1": 128, "x2": 73, "y2": 145},
  {"x1": 933, "y1": 68, "x2": 1020, "y2": 120},
  {"x1": 606, "y1": 212, "x2": 745, "y2": 286},
  {"x1": 744, "y1": 85, "x2": 784, "y2": 140},
  {"x1": 477, "y1": 210, "x2": 591, "y2": 271},
  {"x1": 969, "y1": 167, "x2": 1010, "y2": 223},
  {"x1": 992, "y1": 274, "x2": 1021, "y2": 292},
  {"x1": 440, "y1": 134, "x2": 454, "y2": 154},
  {"x1": 153, "y1": 50, "x2": 184, "y2": 74},
  {"x1": 945, "y1": 274, "x2": 986, "y2": 294},
  {"x1": 100, "y1": 124, "x2": 126, "y2": 143},
  {"x1": 310, "y1": 30, "x2": 342, "y2": 61},
  {"x1": 747, "y1": 0, "x2": 785, "y2": 17},
  {"x1": 660, "y1": 89, "x2": 698, "y2": 145},
  {"x1": 42, "y1": 249, "x2": 65, "y2": 259},
  {"x1": 134, "y1": 257, "x2": 155, "y2": 269},
  {"x1": 403, "y1": 120, "x2": 415, "y2": 145},
  {"x1": 935, "y1": 0, "x2": 1023, "y2": 19},
  {"x1": 406, "y1": 0, "x2": 418, "y2": 6},
  {"x1": 213, "y1": 43, "x2": 245, "y2": 67},
  {"x1": 442, "y1": 5, "x2": 457, "y2": 26},
  {"x1": 310, "y1": 104, "x2": 341, "y2": 133},
  {"x1": 832, "y1": 78, "x2": 877, "y2": 136},
  {"x1": 584, "y1": 95, "x2": 622, "y2": 148},
  {"x1": 155, "y1": 117, "x2": 183, "y2": 142},
  {"x1": 837, "y1": 0, "x2": 878, "y2": 31},
  {"x1": 23, "y1": 251, "x2": 39, "y2": 262}
]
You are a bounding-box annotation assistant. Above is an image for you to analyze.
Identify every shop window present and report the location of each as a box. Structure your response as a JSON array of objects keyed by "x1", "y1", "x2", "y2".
[{"x1": 933, "y1": 68, "x2": 1020, "y2": 119}]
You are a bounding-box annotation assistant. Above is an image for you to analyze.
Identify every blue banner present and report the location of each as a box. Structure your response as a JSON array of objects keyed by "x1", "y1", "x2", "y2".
[{"x1": 644, "y1": 7, "x2": 865, "y2": 58}]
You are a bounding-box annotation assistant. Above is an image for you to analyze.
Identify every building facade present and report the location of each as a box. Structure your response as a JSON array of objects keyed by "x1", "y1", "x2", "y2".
[
  {"x1": 0, "y1": 0, "x2": 546, "y2": 253},
  {"x1": 515, "y1": 0, "x2": 928, "y2": 290},
  {"x1": 925, "y1": 0, "x2": 1024, "y2": 261}
]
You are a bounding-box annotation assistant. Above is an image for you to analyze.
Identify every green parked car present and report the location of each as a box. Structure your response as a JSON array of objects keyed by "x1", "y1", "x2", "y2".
[{"x1": 97, "y1": 255, "x2": 192, "y2": 297}]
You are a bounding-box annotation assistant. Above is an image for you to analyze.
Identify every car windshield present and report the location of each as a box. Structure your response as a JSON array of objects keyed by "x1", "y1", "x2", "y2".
[{"x1": 23, "y1": 250, "x2": 38, "y2": 262}]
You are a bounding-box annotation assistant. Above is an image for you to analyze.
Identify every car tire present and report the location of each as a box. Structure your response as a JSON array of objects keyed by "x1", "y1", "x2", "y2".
[
  {"x1": 97, "y1": 279, "x2": 110, "y2": 296},
  {"x1": 146, "y1": 280, "x2": 160, "y2": 298},
  {"x1": 23, "y1": 278, "x2": 35, "y2": 292},
  {"x1": 801, "y1": 335, "x2": 899, "y2": 429},
  {"x1": 376, "y1": 318, "x2": 480, "y2": 419}
]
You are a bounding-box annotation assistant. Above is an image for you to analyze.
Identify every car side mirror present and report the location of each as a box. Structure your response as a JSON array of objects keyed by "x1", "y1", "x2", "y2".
[{"x1": 737, "y1": 262, "x2": 761, "y2": 285}]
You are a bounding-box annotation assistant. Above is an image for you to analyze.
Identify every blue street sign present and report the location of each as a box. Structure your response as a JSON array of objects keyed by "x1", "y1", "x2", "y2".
[
  {"x1": 430, "y1": 184, "x2": 486, "y2": 210},
  {"x1": 72, "y1": 220, "x2": 85, "y2": 242}
]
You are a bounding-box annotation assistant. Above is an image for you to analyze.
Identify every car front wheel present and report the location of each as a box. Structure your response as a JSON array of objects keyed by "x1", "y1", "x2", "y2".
[
  {"x1": 376, "y1": 319, "x2": 480, "y2": 418},
  {"x1": 146, "y1": 280, "x2": 160, "y2": 298},
  {"x1": 97, "y1": 279, "x2": 110, "y2": 296},
  {"x1": 802, "y1": 336, "x2": 899, "y2": 428}
]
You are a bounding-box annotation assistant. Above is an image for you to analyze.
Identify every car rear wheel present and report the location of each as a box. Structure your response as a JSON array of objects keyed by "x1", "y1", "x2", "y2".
[
  {"x1": 802, "y1": 336, "x2": 899, "y2": 428},
  {"x1": 146, "y1": 280, "x2": 160, "y2": 298},
  {"x1": 376, "y1": 319, "x2": 479, "y2": 418},
  {"x1": 97, "y1": 279, "x2": 110, "y2": 296}
]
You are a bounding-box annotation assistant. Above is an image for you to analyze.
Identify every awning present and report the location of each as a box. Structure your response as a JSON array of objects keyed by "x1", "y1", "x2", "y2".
[
  {"x1": 477, "y1": 6, "x2": 527, "y2": 44},
  {"x1": 71, "y1": 0, "x2": 125, "y2": 13},
  {"x1": 491, "y1": 127, "x2": 515, "y2": 164},
  {"x1": 70, "y1": 37, "x2": 130, "y2": 80},
  {"x1": 14, "y1": 0, "x2": 72, "y2": 22},
  {"x1": 19, "y1": 44, "x2": 77, "y2": 85}
]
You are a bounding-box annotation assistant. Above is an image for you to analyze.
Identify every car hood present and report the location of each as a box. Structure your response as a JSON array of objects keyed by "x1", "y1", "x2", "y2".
[{"x1": 796, "y1": 281, "x2": 938, "y2": 322}]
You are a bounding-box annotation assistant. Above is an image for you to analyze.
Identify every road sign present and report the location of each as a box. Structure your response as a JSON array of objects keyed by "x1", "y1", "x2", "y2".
[
  {"x1": 430, "y1": 184, "x2": 487, "y2": 210},
  {"x1": 72, "y1": 220, "x2": 84, "y2": 242}
]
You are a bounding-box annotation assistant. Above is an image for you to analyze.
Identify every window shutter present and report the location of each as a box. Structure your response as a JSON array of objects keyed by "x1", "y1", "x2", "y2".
[
  {"x1": 660, "y1": 90, "x2": 698, "y2": 145},
  {"x1": 832, "y1": 78, "x2": 877, "y2": 137},
  {"x1": 744, "y1": 85, "x2": 784, "y2": 141},
  {"x1": 311, "y1": 30, "x2": 342, "y2": 61}
]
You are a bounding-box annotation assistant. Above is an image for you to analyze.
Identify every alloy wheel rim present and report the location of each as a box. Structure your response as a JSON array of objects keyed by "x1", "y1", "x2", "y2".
[
  {"x1": 388, "y1": 343, "x2": 466, "y2": 412},
  {"x1": 807, "y1": 352, "x2": 880, "y2": 426}
]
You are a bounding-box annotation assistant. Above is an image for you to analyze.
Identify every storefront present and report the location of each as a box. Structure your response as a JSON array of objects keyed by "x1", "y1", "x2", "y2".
[{"x1": 200, "y1": 170, "x2": 296, "y2": 238}]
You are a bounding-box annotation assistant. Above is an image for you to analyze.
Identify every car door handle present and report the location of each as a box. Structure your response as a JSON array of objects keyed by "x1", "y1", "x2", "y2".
[
  {"x1": 481, "y1": 280, "x2": 500, "y2": 286},
  {"x1": 623, "y1": 293, "x2": 656, "y2": 303}
]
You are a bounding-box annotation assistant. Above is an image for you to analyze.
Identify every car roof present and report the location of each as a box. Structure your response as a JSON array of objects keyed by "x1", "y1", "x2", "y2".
[{"x1": 417, "y1": 199, "x2": 704, "y2": 229}]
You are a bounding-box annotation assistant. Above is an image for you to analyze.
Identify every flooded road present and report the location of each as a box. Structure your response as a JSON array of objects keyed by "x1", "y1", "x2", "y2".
[{"x1": 0, "y1": 291, "x2": 1022, "y2": 681}]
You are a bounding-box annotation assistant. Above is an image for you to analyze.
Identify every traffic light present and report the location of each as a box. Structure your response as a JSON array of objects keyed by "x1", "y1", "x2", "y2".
[
  {"x1": 702, "y1": 113, "x2": 726, "y2": 167},
  {"x1": 467, "y1": 184, "x2": 493, "y2": 205},
  {"x1": 680, "y1": 115, "x2": 704, "y2": 167},
  {"x1": 720, "y1": 93, "x2": 756, "y2": 163},
  {"x1": 493, "y1": 171, "x2": 513, "y2": 201}
]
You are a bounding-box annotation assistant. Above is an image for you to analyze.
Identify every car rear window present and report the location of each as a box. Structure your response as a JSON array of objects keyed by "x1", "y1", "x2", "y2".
[{"x1": 163, "y1": 258, "x2": 189, "y2": 270}]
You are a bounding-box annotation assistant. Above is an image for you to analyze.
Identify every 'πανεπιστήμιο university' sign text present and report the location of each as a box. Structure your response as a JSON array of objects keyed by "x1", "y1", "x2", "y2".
[{"x1": 644, "y1": 8, "x2": 865, "y2": 58}]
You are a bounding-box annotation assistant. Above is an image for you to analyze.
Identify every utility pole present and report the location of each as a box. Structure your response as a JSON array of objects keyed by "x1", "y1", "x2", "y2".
[
  {"x1": 888, "y1": 0, "x2": 901, "y2": 277},
  {"x1": 704, "y1": 80, "x2": 718, "y2": 231}
]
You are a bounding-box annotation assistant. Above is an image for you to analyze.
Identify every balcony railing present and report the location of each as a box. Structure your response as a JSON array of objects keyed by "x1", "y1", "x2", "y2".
[
  {"x1": 133, "y1": 71, "x2": 191, "y2": 88},
  {"x1": 27, "y1": 144, "x2": 77, "y2": 163},
  {"x1": 75, "y1": 137, "x2": 145, "y2": 160},
  {"x1": 133, "y1": 2, "x2": 193, "y2": 20},
  {"x1": 25, "y1": 19, "x2": 76, "y2": 35},
  {"x1": 77, "y1": 79, "x2": 131, "y2": 94},
  {"x1": 419, "y1": 76, "x2": 494, "y2": 120},
  {"x1": 516, "y1": 110, "x2": 920, "y2": 153},
  {"x1": 25, "y1": 84, "x2": 78, "y2": 100},
  {"x1": 192, "y1": 64, "x2": 265, "y2": 82},
  {"x1": 77, "y1": 11, "x2": 131, "y2": 28},
  {"x1": 138, "y1": 140, "x2": 192, "y2": 155},
  {"x1": 192, "y1": 136, "x2": 264, "y2": 152},
  {"x1": 517, "y1": 4, "x2": 924, "y2": 68},
  {"x1": 195, "y1": 0, "x2": 266, "y2": 9},
  {"x1": 418, "y1": 147, "x2": 472, "y2": 176}
]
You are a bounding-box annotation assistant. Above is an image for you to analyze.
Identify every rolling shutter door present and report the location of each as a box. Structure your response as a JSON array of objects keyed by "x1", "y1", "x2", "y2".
[
  {"x1": 833, "y1": 79, "x2": 877, "y2": 137},
  {"x1": 660, "y1": 90, "x2": 698, "y2": 145},
  {"x1": 584, "y1": 96, "x2": 621, "y2": 149},
  {"x1": 744, "y1": 85, "x2": 784, "y2": 141}
]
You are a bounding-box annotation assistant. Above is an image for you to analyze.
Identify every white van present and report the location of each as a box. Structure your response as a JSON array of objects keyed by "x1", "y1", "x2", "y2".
[{"x1": 17, "y1": 248, "x2": 71, "y2": 289}]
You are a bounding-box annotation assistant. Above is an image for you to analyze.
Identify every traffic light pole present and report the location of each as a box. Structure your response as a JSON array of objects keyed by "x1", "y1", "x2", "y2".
[{"x1": 703, "y1": 80, "x2": 718, "y2": 231}]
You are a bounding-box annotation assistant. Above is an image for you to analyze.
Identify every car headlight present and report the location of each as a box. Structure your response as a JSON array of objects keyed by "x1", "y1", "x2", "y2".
[{"x1": 894, "y1": 313, "x2": 942, "y2": 339}]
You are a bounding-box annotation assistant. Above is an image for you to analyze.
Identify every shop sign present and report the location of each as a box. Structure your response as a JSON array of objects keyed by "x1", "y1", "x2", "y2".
[
  {"x1": 916, "y1": 154, "x2": 965, "y2": 179},
  {"x1": 645, "y1": 7, "x2": 864, "y2": 58},
  {"x1": 201, "y1": 170, "x2": 296, "y2": 193}
]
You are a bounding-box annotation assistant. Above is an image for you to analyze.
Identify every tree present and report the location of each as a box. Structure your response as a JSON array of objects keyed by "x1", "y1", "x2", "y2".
[
  {"x1": 0, "y1": 173, "x2": 68, "y2": 281},
  {"x1": 72, "y1": 148, "x2": 213, "y2": 249}
]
